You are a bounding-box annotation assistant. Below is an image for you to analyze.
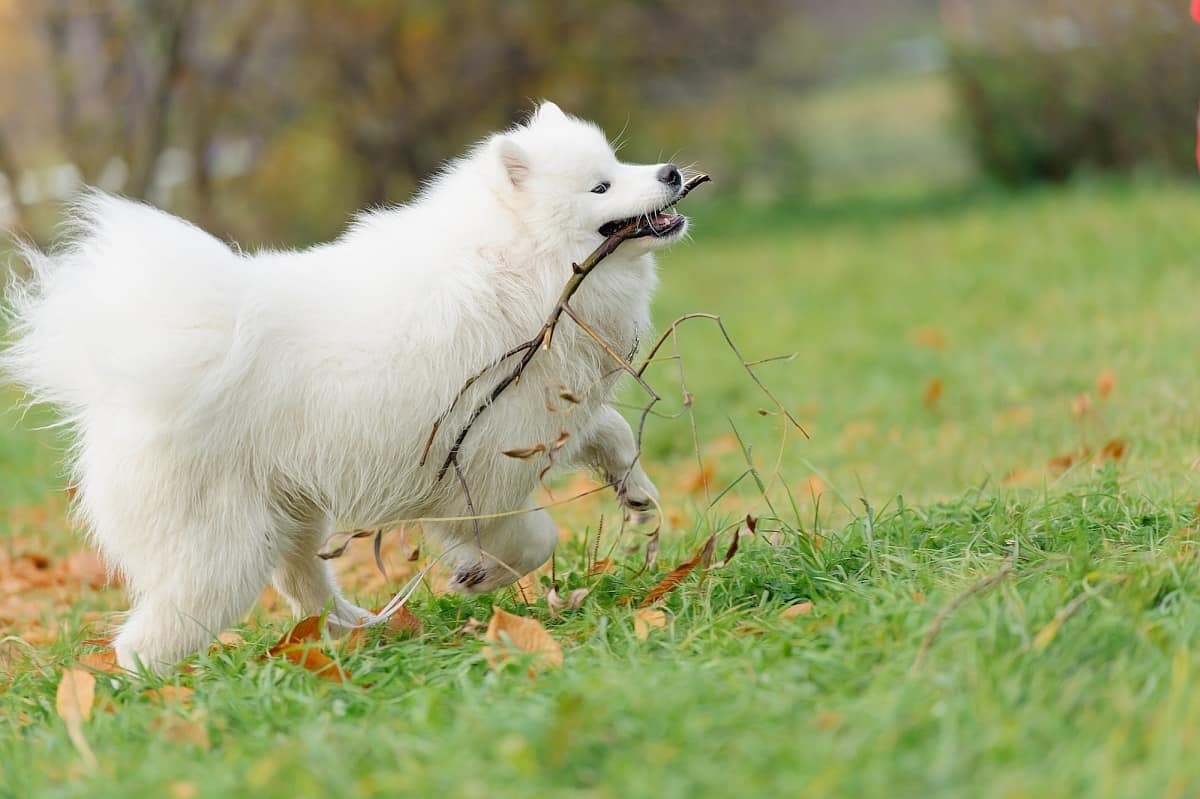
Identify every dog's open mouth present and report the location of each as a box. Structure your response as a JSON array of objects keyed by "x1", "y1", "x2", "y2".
[
  {"x1": 597, "y1": 174, "x2": 711, "y2": 240},
  {"x1": 598, "y1": 209, "x2": 685, "y2": 239}
]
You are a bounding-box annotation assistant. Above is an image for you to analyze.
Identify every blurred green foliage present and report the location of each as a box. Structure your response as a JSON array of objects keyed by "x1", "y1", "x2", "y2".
[{"x1": 948, "y1": 0, "x2": 1200, "y2": 185}]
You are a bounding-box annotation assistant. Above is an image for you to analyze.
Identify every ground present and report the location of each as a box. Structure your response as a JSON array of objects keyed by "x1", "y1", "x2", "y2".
[{"x1": 3, "y1": 77, "x2": 1200, "y2": 797}]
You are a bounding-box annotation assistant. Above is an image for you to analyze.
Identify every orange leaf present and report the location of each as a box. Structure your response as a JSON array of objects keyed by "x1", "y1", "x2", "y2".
[
  {"x1": 55, "y1": 668, "x2": 96, "y2": 723},
  {"x1": 275, "y1": 645, "x2": 348, "y2": 682},
  {"x1": 683, "y1": 463, "x2": 715, "y2": 495},
  {"x1": 1070, "y1": 392, "x2": 1091, "y2": 419},
  {"x1": 588, "y1": 558, "x2": 613, "y2": 575},
  {"x1": 268, "y1": 615, "x2": 324, "y2": 655},
  {"x1": 78, "y1": 649, "x2": 120, "y2": 674},
  {"x1": 217, "y1": 631, "x2": 244, "y2": 648},
  {"x1": 780, "y1": 602, "x2": 813, "y2": 619},
  {"x1": 1096, "y1": 369, "x2": 1116, "y2": 399},
  {"x1": 386, "y1": 605, "x2": 423, "y2": 638},
  {"x1": 267, "y1": 615, "x2": 348, "y2": 681},
  {"x1": 1047, "y1": 452, "x2": 1076, "y2": 473},
  {"x1": 909, "y1": 326, "x2": 947, "y2": 350},
  {"x1": 150, "y1": 714, "x2": 210, "y2": 749},
  {"x1": 1099, "y1": 437, "x2": 1127, "y2": 462},
  {"x1": 638, "y1": 534, "x2": 716, "y2": 608},
  {"x1": 145, "y1": 685, "x2": 194, "y2": 705},
  {"x1": 923, "y1": 378, "x2": 944, "y2": 409},
  {"x1": 633, "y1": 608, "x2": 668, "y2": 640},
  {"x1": 483, "y1": 607, "x2": 563, "y2": 671}
]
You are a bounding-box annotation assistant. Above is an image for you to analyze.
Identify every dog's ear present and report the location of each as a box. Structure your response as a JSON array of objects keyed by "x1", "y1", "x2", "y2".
[
  {"x1": 497, "y1": 138, "x2": 530, "y2": 187},
  {"x1": 535, "y1": 101, "x2": 567, "y2": 123}
]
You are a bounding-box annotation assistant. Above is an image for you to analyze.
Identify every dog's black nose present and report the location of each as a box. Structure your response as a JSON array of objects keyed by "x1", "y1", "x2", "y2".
[{"x1": 657, "y1": 163, "x2": 682, "y2": 188}]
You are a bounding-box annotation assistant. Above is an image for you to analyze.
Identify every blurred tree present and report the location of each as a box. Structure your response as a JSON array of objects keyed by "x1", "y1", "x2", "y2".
[{"x1": 0, "y1": 0, "x2": 795, "y2": 244}]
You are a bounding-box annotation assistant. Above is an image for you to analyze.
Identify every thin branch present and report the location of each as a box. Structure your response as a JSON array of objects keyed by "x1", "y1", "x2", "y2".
[
  {"x1": 429, "y1": 173, "x2": 711, "y2": 481},
  {"x1": 910, "y1": 543, "x2": 1018, "y2": 674}
]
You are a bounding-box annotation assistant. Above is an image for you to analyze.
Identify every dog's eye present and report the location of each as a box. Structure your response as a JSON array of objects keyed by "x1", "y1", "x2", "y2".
[{"x1": 590, "y1": 182, "x2": 610, "y2": 194}]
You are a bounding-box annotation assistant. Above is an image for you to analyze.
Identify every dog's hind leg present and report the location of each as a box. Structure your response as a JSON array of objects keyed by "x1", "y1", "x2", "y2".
[
  {"x1": 270, "y1": 505, "x2": 375, "y2": 635},
  {"x1": 104, "y1": 497, "x2": 278, "y2": 675}
]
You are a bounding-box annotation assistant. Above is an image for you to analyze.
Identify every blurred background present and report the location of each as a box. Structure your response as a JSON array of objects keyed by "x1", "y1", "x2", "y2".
[
  {"x1": 0, "y1": 0, "x2": 1196, "y2": 246},
  {"x1": 2, "y1": 0, "x2": 1200, "y2": 509}
]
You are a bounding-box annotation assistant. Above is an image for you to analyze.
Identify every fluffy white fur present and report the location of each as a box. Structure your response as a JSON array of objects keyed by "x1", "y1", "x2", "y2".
[{"x1": 3, "y1": 102, "x2": 689, "y2": 673}]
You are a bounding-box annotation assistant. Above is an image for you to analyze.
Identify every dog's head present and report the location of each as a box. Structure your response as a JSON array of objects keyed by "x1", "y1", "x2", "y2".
[{"x1": 492, "y1": 102, "x2": 689, "y2": 252}]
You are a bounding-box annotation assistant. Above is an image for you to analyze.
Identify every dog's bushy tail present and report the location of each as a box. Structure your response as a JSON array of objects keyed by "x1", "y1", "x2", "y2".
[{"x1": 3, "y1": 191, "x2": 245, "y2": 422}]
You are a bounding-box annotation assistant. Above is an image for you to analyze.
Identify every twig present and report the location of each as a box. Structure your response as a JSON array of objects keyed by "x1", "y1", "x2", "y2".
[
  {"x1": 910, "y1": 544, "x2": 1018, "y2": 674},
  {"x1": 428, "y1": 174, "x2": 711, "y2": 481}
]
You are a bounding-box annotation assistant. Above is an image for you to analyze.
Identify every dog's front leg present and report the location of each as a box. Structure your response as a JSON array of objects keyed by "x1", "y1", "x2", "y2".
[{"x1": 573, "y1": 405, "x2": 660, "y2": 514}]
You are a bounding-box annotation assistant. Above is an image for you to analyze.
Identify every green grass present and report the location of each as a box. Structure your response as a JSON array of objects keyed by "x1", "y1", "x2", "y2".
[{"x1": 4, "y1": 176, "x2": 1200, "y2": 798}]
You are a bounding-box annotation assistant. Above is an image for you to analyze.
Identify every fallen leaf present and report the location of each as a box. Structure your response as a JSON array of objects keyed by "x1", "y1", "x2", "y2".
[
  {"x1": 780, "y1": 602, "x2": 813, "y2": 619},
  {"x1": 909, "y1": 326, "x2": 947, "y2": 350},
  {"x1": 683, "y1": 463, "x2": 715, "y2": 495},
  {"x1": 1096, "y1": 369, "x2": 1116, "y2": 399},
  {"x1": 267, "y1": 616, "x2": 349, "y2": 681},
  {"x1": 483, "y1": 607, "x2": 563, "y2": 671},
  {"x1": 803, "y1": 475, "x2": 825, "y2": 500},
  {"x1": 55, "y1": 668, "x2": 96, "y2": 722},
  {"x1": 1099, "y1": 437, "x2": 1127, "y2": 462},
  {"x1": 269, "y1": 615, "x2": 324, "y2": 653},
  {"x1": 1070, "y1": 392, "x2": 1091, "y2": 419},
  {"x1": 386, "y1": 605, "x2": 424, "y2": 638},
  {"x1": 633, "y1": 608, "x2": 668, "y2": 640},
  {"x1": 55, "y1": 668, "x2": 98, "y2": 769},
  {"x1": 1047, "y1": 452, "x2": 1077, "y2": 473},
  {"x1": 150, "y1": 713, "x2": 210, "y2": 749},
  {"x1": 144, "y1": 685, "x2": 194, "y2": 705},
  {"x1": 515, "y1": 573, "x2": 541, "y2": 604},
  {"x1": 588, "y1": 558, "x2": 613, "y2": 575},
  {"x1": 79, "y1": 650, "x2": 120, "y2": 674},
  {"x1": 168, "y1": 781, "x2": 200, "y2": 799},
  {"x1": 638, "y1": 533, "x2": 717, "y2": 608},
  {"x1": 923, "y1": 378, "x2": 944, "y2": 410},
  {"x1": 217, "y1": 631, "x2": 244, "y2": 648},
  {"x1": 565, "y1": 588, "x2": 590, "y2": 610}
]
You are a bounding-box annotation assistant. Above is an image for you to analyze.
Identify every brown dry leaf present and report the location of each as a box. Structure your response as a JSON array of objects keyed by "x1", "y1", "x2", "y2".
[
  {"x1": 386, "y1": 605, "x2": 424, "y2": 639},
  {"x1": 483, "y1": 607, "x2": 563, "y2": 672},
  {"x1": 275, "y1": 645, "x2": 348, "y2": 682},
  {"x1": 502, "y1": 444, "x2": 546, "y2": 460},
  {"x1": 267, "y1": 615, "x2": 348, "y2": 681},
  {"x1": 1070, "y1": 392, "x2": 1092, "y2": 419},
  {"x1": 1001, "y1": 467, "x2": 1041, "y2": 487},
  {"x1": 169, "y1": 781, "x2": 200, "y2": 799},
  {"x1": 1047, "y1": 452, "x2": 1077, "y2": 473},
  {"x1": 588, "y1": 558, "x2": 614, "y2": 575},
  {"x1": 780, "y1": 602, "x2": 814, "y2": 619},
  {"x1": 633, "y1": 608, "x2": 668, "y2": 640},
  {"x1": 145, "y1": 685, "x2": 194, "y2": 705},
  {"x1": 909, "y1": 326, "x2": 947, "y2": 350},
  {"x1": 1096, "y1": 369, "x2": 1116, "y2": 399},
  {"x1": 217, "y1": 631, "x2": 245, "y2": 648},
  {"x1": 515, "y1": 573, "x2": 541, "y2": 604},
  {"x1": 682, "y1": 463, "x2": 715, "y2": 496},
  {"x1": 803, "y1": 475, "x2": 826, "y2": 500},
  {"x1": 79, "y1": 649, "x2": 120, "y2": 674},
  {"x1": 269, "y1": 615, "x2": 324, "y2": 653},
  {"x1": 55, "y1": 668, "x2": 96, "y2": 722},
  {"x1": 638, "y1": 534, "x2": 716, "y2": 608},
  {"x1": 1099, "y1": 437, "x2": 1128, "y2": 462},
  {"x1": 150, "y1": 713, "x2": 210, "y2": 749},
  {"x1": 55, "y1": 668, "x2": 98, "y2": 769},
  {"x1": 923, "y1": 378, "x2": 944, "y2": 410},
  {"x1": 565, "y1": 588, "x2": 590, "y2": 610}
]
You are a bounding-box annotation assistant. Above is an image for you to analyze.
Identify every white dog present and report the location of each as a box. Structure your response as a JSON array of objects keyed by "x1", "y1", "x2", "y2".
[{"x1": 3, "y1": 101, "x2": 691, "y2": 673}]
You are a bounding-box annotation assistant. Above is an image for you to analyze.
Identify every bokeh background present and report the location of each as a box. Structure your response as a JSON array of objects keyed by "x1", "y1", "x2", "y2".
[
  {"x1": 1, "y1": 0, "x2": 1196, "y2": 245},
  {"x1": 2, "y1": 0, "x2": 1200, "y2": 509}
]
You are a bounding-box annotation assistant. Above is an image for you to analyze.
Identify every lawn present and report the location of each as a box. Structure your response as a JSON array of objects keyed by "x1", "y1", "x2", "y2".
[{"x1": 3, "y1": 175, "x2": 1200, "y2": 798}]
